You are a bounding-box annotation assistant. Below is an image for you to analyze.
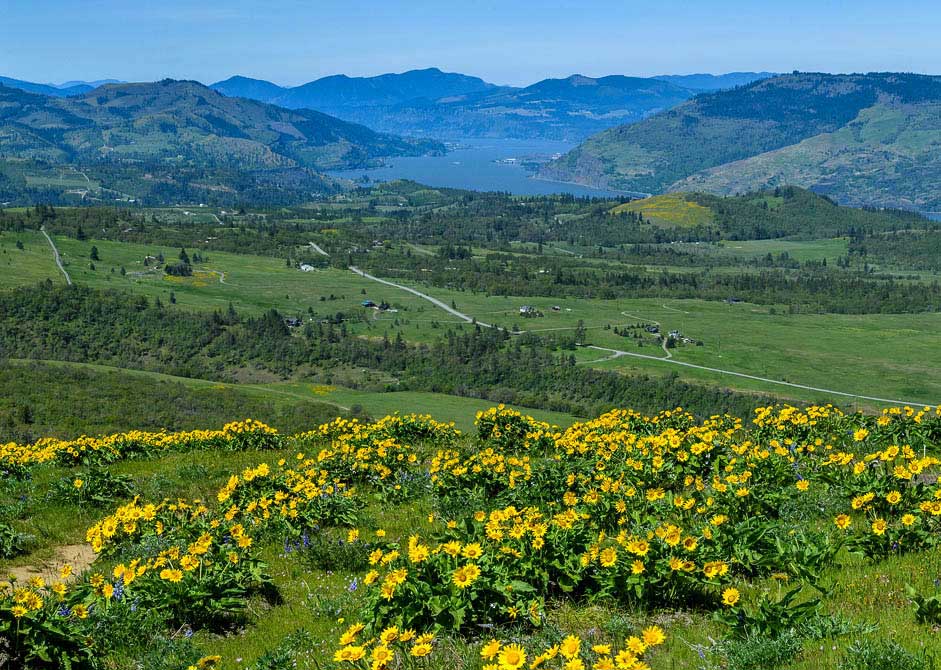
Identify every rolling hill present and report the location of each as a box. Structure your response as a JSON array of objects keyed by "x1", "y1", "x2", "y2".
[
  {"x1": 0, "y1": 78, "x2": 441, "y2": 170},
  {"x1": 540, "y1": 72, "x2": 941, "y2": 210},
  {"x1": 212, "y1": 69, "x2": 698, "y2": 141}
]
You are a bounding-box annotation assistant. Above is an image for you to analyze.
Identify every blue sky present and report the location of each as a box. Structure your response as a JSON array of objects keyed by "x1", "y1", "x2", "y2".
[{"x1": 1, "y1": 0, "x2": 938, "y2": 86}]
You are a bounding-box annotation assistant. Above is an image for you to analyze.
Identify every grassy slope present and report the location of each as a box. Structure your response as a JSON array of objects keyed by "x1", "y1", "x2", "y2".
[
  {"x1": 3, "y1": 359, "x2": 576, "y2": 433},
  {"x1": 5, "y1": 231, "x2": 938, "y2": 408},
  {"x1": 610, "y1": 193, "x2": 714, "y2": 228},
  {"x1": 4, "y1": 420, "x2": 941, "y2": 670},
  {"x1": 673, "y1": 103, "x2": 941, "y2": 210}
]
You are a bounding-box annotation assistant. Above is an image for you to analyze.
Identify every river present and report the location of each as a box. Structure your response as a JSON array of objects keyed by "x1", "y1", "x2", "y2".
[{"x1": 328, "y1": 138, "x2": 642, "y2": 198}]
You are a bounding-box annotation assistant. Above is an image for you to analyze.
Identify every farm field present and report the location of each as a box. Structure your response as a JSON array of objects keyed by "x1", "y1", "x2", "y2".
[{"x1": 4, "y1": 404, "x2": 941, "y2": 670}]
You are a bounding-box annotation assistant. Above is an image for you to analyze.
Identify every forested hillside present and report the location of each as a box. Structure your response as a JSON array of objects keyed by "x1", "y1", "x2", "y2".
[{"x1": 541, "y1": 72, "x2": 941, "y2": 210}]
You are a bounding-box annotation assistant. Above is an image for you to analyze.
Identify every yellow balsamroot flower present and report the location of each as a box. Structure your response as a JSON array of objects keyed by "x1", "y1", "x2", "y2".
[
  {"x1": 902, "y1": 513, "x2": 918, "y2": 526},
  {"x1": 411, "y1": 642, "x2": 432, "y2": 657},
  {"x1": 642, "y1": 626, "x2": 666, "y2": 646},
  {"x1": 379, "y1": 626, "x2": 398, "y2": 644},
  {"x1": 73, "y1": 479, "x2": 84, "y2": 489},
  {"x1": 339, "y1": 622, "x2": 365, "y2": 645},
  {"x1": 592, "y1": 644, "x2": 612, "y2": 655},
  {"x1": 614, "y1": 650, "x2": 637, "y2": 668},
  {"x1": 722, "y1": 587, "x2": 741, "y2": 607},
  {"x1": 560, "y1": 635, "x2": 581, "y2": 659},
  {"x1": 462, "y1": 542, "x2": 484, "y2": 559},
  {"x1": 871, "y1": 518, "x2": 888, "y2": 535},
  {"x1": 834, "y1": 514, "x2": 852, "y2": 530},
  {"x1": 599, "y1": 547, "x2": 618, "y2": 568},
  {"x1": 796, "y1": 480, "x2": 810, "y2": 491},
  {"x1": 59, "y1": 564, "x2": 73, "y2": 579},
  {"x1": 159, "y1": 569, "x2": 183, "y2": 583},
  {"x1": 886, "y1": 491, "x2": 902, "y2": 505},
  {"x1": 452, "y1": 564, "x2": 481, "y2": 589},
  {"x1": 346, "y1": 529, "x2": 359, "y2": 543},
  {"x1": 626, "y1": 636, "x2": 646, "y2": 654},
  {"x1": 481, "y1": 639, "x2": 502, "y2": 660},
  {"x1": 72, "y1": 604, "x2": 89, "y2": 619},
  {"x1": 372, "y1": 645, "x2": 394, "y2": 664},
  {"x1": 333, "y1": 645, "x2": 366, "y2": 662},
  {"x1": 498, "y1": 643, "x2": 527, "y2": 669},
  {"x1": 853, "y1": 428, "x2": 869, "y2": 442}
]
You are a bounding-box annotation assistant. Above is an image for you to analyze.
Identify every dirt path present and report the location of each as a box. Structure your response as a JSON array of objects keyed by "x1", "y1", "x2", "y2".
[
  {"x1": 41, "y1": 226, "x2": 72, "y2": 285},
  {"x1": 581, "y1": 345, "x2": 928, "y2": 406},
  {"x1": 9, "y1": 544, "x2": 96, "y2": 583},
  {"x1": 309, "y1": 242, "x2": 329, "y2": 257}
]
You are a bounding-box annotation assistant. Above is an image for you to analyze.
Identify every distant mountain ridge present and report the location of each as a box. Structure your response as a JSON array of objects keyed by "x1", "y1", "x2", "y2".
[
  {"x1": 211, "y1": 68, "x2": 712, "y2": 141},
  {"x1": 540, "y1": 72, "x2": 941, "y2": 210},
  {"x1": 653, "y1": 72, "x2": 776, "y2": 91},
  {"x1": 0, "y1": 78, "x2": 440, "y2": 169},
  {"x1": 0, "y1": 78, "x2": 443, "y2": 205}
]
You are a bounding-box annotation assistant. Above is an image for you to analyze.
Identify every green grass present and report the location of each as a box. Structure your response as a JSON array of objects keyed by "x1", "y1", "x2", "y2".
[
  {"x1": 0, "y1": 229, "x2": 66, "y2": 286},
  {"x1": 6, "y1": 230, "x2": 937, "y2": 410},
  {"x1": 4, "y1": 359, "x2": 577, "y2": 434},
  {"x1": 715, "y1": 237, "x2": 849, "y2": 263},
  {"x1": 5, "y1": 432, "x2": 941, "y2": 670},
  {"x1": 356, "y1": 278, "x2": 941, "y2": 408}
]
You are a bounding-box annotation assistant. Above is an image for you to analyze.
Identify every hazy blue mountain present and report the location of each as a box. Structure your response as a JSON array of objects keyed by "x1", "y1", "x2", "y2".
[
  {"x1": 376, "y1": 74, "x2": 696, "y2": 141},
  {"x1": 211, "y1": 69, "x2": 701, "y2": 140},
  {"x1": 0, "y1": 79, "x2": 441, "y2": 170},
  {"x1": 541, "y1": 72, "x2": 941, "y2": 210},
  {"x1": 275, "y1": 67, "x2": 497, "y2": 109},
  {"x1": 0, "y1": 76, "x2": 92, "y2": 97},
  {"x1": 57, "y1": 79, "x2": 124, "y2": 89},
  {"x1": 653, "y1": 72, "x2": 776, "y2": 91},
  {"x1": 210, "y1": 75, "x2": 289, "y2": 102}
]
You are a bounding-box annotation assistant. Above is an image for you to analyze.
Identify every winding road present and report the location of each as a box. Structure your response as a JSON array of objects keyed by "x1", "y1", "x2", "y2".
[
  {"x1": 41, "y1": 226, "x2": 72, "y2": 286},
  {"x1": 349, "y1": 266, "x2": 495, "y2": 328},
  {"x1": 344, "y1": 265, "x2": 926, "y2": 406}
]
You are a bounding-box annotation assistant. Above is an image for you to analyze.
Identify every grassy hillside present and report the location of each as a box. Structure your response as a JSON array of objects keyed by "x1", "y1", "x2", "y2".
[
  {"x1": 611, "y1": 193, "x2": 714, "y2": 227},
  {"x1": 0, "y1": 79, "x2": 440, "y2": 171},
  {"x1": 674, "y1": 102, "x2": 941, "y2": 210},
  {"x1": 541, "y1": 72, "x2": 941, "y2": 209},
  {"x1": 0, "y1": 80, "x2": 446, "y2": 205}
]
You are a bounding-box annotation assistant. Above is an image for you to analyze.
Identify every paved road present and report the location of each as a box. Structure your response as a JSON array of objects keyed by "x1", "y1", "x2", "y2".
[
  {"x1": 582, "y1": 345, "x2": 927, "y2": 406},
  {"x1": 349, "y1": 266, "x2": 496, "y2": 328},
  {"x1": 41, "y1": 226, "x2": 72, "y2": 285},
  {"x1": 347, "y1": 266, "x2": 927, "y2": 407}
]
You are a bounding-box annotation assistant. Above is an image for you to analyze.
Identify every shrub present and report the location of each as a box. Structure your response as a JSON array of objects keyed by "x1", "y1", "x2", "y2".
[
  {"x1": 51, "y1": 468, "x2": 136, "y2": 506},
  {"x1": 839, "y1": 640, "x2": 935, "y2": 670}
]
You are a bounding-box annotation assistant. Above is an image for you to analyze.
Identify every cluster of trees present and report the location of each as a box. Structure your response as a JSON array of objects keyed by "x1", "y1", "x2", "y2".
[
  {"x1": 0, "y1": 283, "x2": 776, "y2": 420},
  {"x1": 356, "y1": 250, "x2": 941, "y2": 314},
  {"x1": 850, "y1": 229, "x2": 941, "y2": 272}
]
